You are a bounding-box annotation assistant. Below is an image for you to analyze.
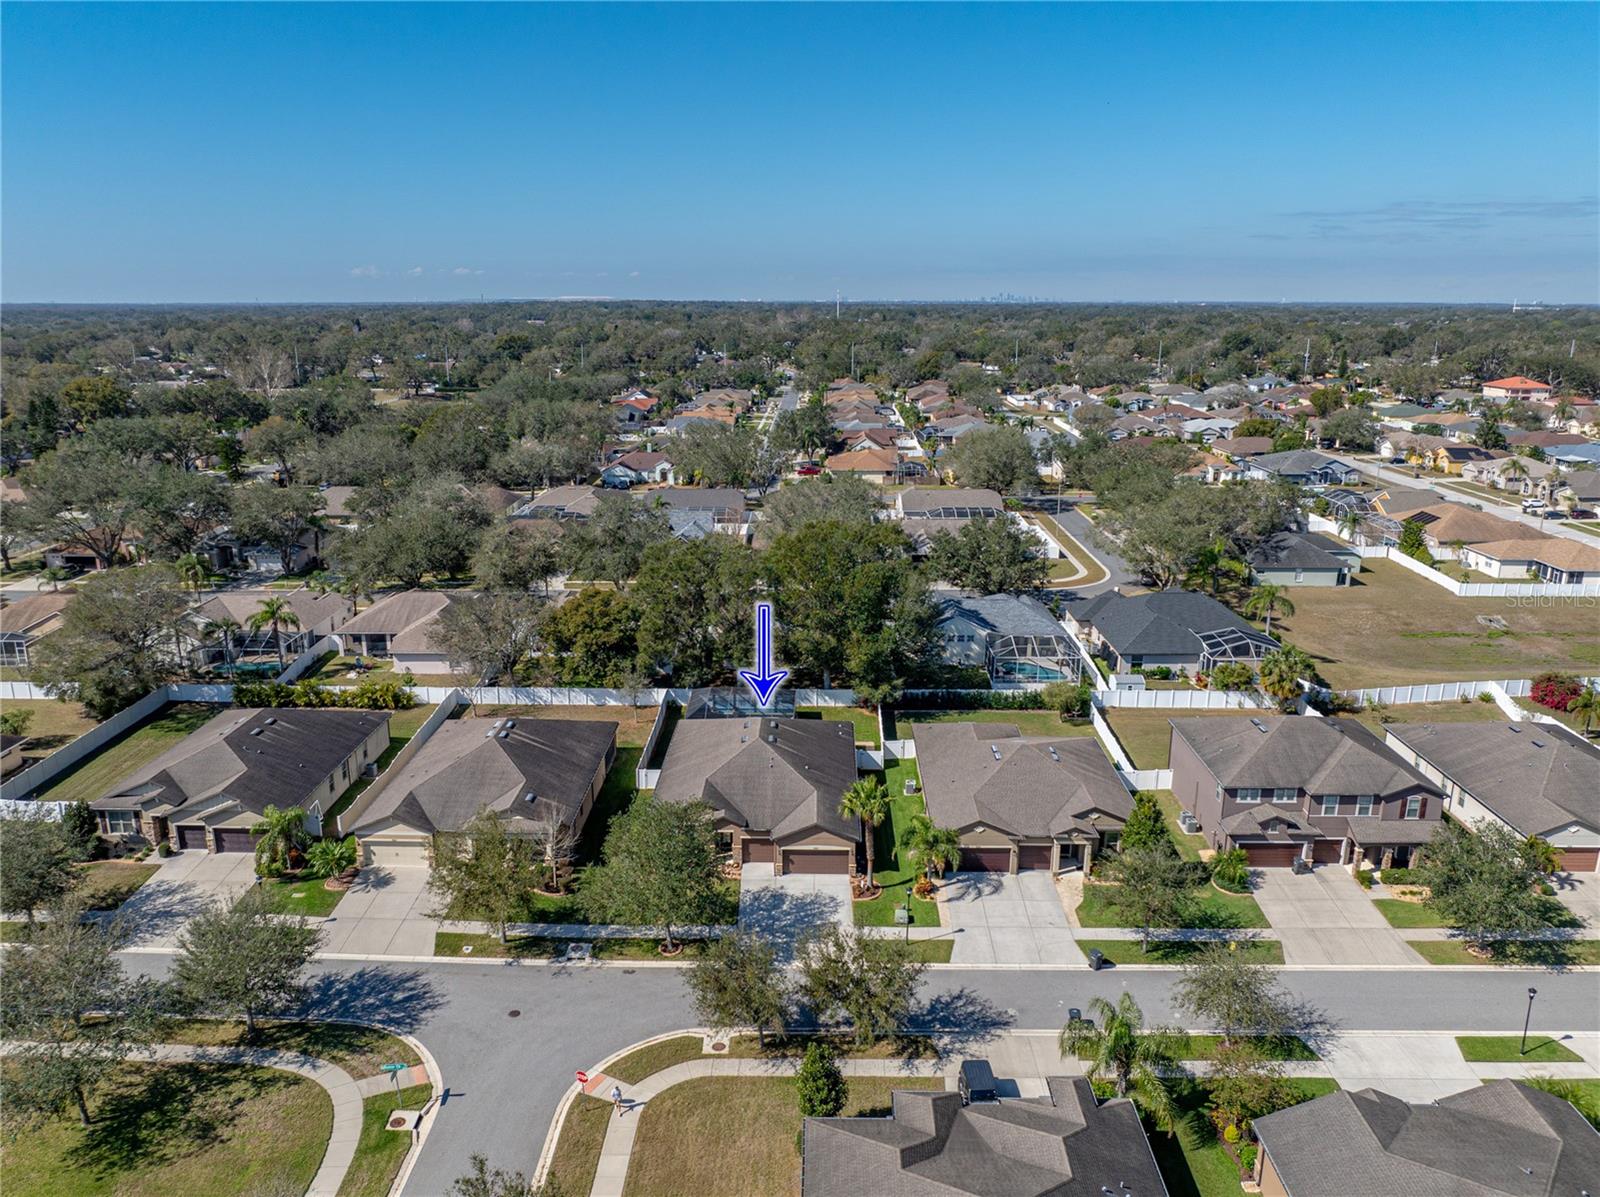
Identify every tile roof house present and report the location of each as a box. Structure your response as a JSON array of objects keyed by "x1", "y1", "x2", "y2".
[
  {"x1": 1169, "y1": 715, "x2": 1442, "y2": 868},
  {"x1": 654, "y1": 716, "x2": 861, "y2": 875},
  {"x1": 1245, "y1": 531, "x2": 1358, "y2": 586},
  {"x1": 1383, "y1": 721, "x2": 1600, "y2": 871},
  {"x1": 337, "y1": 590, "x2": 455, "y2": 673},
  {"x1": 91, "y1": 708, "x2": 391, "y2": 852},
  {"x1": 802, "y1": 1076, "x2": 1166, "y2": 1197},
  {"x1": 345, "y1": 715, "x2": 617, "y2": 867},
  {"x1": 1251, "y1": 1078, "x2": 1600, "y2": 1196},
  {"x1": 1481, "y1": 376, "x2": 1552, "y2": 403},
  {"x1": 1064, "y1": 590, "x2": 1278, "y2": 674},
  {"x1": 933, "y1": 593, "x2": 1084, "y2": 685},
  {"x1": 914, "y1": 722, "x2": 1131, "y2": 873},
  {"x1": 0, "y1": 591, "x2": 73, "y2": 669}
]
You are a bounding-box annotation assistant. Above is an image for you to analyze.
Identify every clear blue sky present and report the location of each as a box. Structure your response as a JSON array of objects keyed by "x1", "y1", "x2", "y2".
[{"x1": 4, "y1": 2, "x2": 1596, "y2": 303}]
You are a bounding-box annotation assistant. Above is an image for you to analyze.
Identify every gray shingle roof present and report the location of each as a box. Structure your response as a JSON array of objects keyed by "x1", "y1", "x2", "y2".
[
  {"x1": 802, "y1": 1076, "x2": 1165, "y2": 1196},
  {"x1": 914, "y1": 722, "x2": 1131, "y2": 839},
  {"x1": 1170, "y1": 716, "x2": 1437, "y2": 795},
  {"x1": 654, "y1": 717, "x2": 860, "y2": 842},
  {"x1": 1384, "y1": 721, "x2": 1600, "y2": 838},
  {"x1": 899, "y1": 488, "x2": 1005, "y2": 517},
  {"x1": 348, "y1": 716, "x2": 616, "y2": 835},
  {"x1": 1066, "y1": 590, "x2": 1263, "y2": 659},
  {"x1": 91, "y1": 708, "x2": 389, "y2": 822},
  {"x1": 338, "y1": 590, "x2": 452, "y2": 653},
  {"x1": 1248, "y1": 449, "x2": 1348, "y2": 477},
  {"x1": 1246, "y1": 531, "x2": 1349, "y2": 572},
  {"x1": 1252, "y1": 1079, "x2": 1600, "y2": 1196},
  {"x1": 935, "y1": 594, "x2": 1066, "y2": 638}
]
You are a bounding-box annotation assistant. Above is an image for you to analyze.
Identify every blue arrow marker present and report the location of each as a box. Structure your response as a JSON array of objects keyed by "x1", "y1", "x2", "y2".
[{"x1": 738, "y1": 601, "x2": 789, "y2": 708}]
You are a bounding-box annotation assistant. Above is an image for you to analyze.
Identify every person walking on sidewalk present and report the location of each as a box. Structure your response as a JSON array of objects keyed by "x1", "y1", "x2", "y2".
[{"x1": 612, "y1": 1083, "x2": 624, "y2": 1117}]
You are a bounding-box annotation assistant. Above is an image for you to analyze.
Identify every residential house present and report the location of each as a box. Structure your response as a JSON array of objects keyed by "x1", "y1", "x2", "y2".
[
  {"x1": 802, "y1": 1076, "x2": 1167, "y2": 1196},
  {"x1": 653, "y1": 716, "x2": 860, "y2": 875},
  {"x1": 1376, "y1": 428, "x2": 1452, "y2": 461},
  {"x1": 925, "y1": 413, "x2": 990, "y2": 447},
  {"x1": 1246, "y1": 531, "x2": 1358, "y2": 586},
  {"x1": 1481, "y1": 375, "x2": 1552, "y2": 403},
  {"x1": 1368, "y1": 487, "x2": 1438, "y2": 520},
  {"x1": 896, "y1": 488, "x2": 1005, "y2": 520},
  {"x1": 91, "y1": 708, "x2": 391, "y2": 851},
  {"x1": 517, "y1": 485, "x2": 603, "y2": 521},
  {"x1": 610, "y1": 390, "x2": 661, "y2": 426},
  {"x1": 1243, "y1": 450, "x2": 1360, "y2": 487},
  {"x1": 1168, "y1": 715, "x2": 1443, "y2": 867},
  {"x1": 1457, "y1": 537, "x2": 1600, "y2": 583},
  {"x1": 1245, "y1": 372, "x2": 1292, "y2": 392},
  {"x1": 823, "y1": 446, "x2": 918, "y2": 484},
  {"x1": 1554, "y1": 468, "x2": 1600, "y2": 507},
  {"x1": 1428, "y1": 444, "x2": 1509, "y2": 474},
  {"x1": 1181, "y1": 417, "x2": 1241, "y2": 443},
  {"x1": 336, "y1": 590, "x2": 455, "y2": 673},
  {"x1": 1505, "y1": 429, "x2": 1589, "y2": 452},
  {"x1": 0, "y1": 592, "x2": 72, "y2": 669},
  {"x1": 915, "y1": 722, "x2": 1130, "y2": 873},
  {"x1": 1460, "y1": 454, "x2": 1557, "y2": 495},
  {"x1": 1402, "y1": 503, "x2": 1548, "y2": 556},
  {"x1": 191, "y1": 587, "x2": 352, "y2": 667},
  {"x1": 1181, "y1": 451, "x2": 1247, "y2": 484},
  {"x1": 345, "y1": 715, "x2": 617, "y2": 867},
  {"x1": 1383, "y1": 721, "x2": 1599, "y2": 871},
  {"x1": 1251, "y1": 1079, "x2": 1600, "y2": 1196},
  {"x1": 638, "y1": 487, "x2": 749, "y2": 539},
  {"x1": 0, "y1": 733, "x2": 29, "y2": 779},
  {"x1": 600, "y1": 450, "x2": 675, "y2": 488},
  {"x1": 663, "y1": 410, "x2": 734, "y2": 434},
  {"x1": 1065, "y1": 590, "x2": 1278, "y2": 674},
  {"x1": 1106, "y1": 413, "x2": 1172, "y2": 441},
  {"x1": 319, "y1": 485, "x2": 360, "y2": 527},
  {"x1": 1547, "y1": 442, "x2": 1600, "y2": 468},
  {"x1": 1427, "y1": 410, "x2": 1481, "y2": 439},
  {"x1": 839, "y1": 427, "x2": 899, "y2": 452},
  {"x1": 1210, "y1": 436, "x2": 1277, "y2": 460},
  {"x1": 933, "y1": 593, "x2": 1084, "y2": 684},
  {"x1": 1148, "y1": 382, "x2": 1201, "y2": 400}
]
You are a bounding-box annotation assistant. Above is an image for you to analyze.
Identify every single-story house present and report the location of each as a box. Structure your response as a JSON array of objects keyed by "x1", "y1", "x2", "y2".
[
  {"x1": 895, "y1": 487, "x2": 1005, "y2": 520},
  {"x1": 1210, "y1": 436, "x2": 1277, "y2": 460},
  {"x1": 1181, "y1": 417, "x2": 1241, "y2": 443},
  {"x1": 1547, "y1": 442, "x2": 1600, "y2": 467},
  {"x1": 1246, "y1": 531, "x2": 1358, "y2": 586},
  {"x1": 1065, "y1": 590, "x2": 1278, "y2": 675},
  {"x1": 1403, "y1": 503, "x2": 1548, "y2": 555},
  {"x1": 600, "y1": 450, "x2": 675, "y2": 488},
  {"x1": 190, "y1": 587, "x2": 352, "y2": 666},
  {"x1": 1243, "y1": 450, "x2": 1360, "y2": 487},
  {"x1": 933, "y1": 593, "x2": 1083, "y2": 684},
  {"x1": 1383, "y1": 721, "x2": 1600, "y2": 871},
  {"x1": 915, "y1": 721, "x2": 1131, "y2": 873},
  {"x1": 653, "y1": 716, "x2": 860, "y2": 875},
  {"x1": 822, "y1": 446, "x2": 915, "y2": 484},
  {"x1": 638, "y1": 486, "x2": 749, "y2": 538},
  {"x1": 1457, "y1": 536, "x2": 1600, "y2": 583},
  {"x1": 1460, "y1": 454, "x2": 1557, "y2": 494},
  {"x1": 515, "y1": 485, "x2": 603, "y2": 521},
  {"x1": 1252, "y1": 1079, "x2": 1599, "y2": 1196},
  {"x1": 0, "y1": 592, "x2": 72, "y2": 669},
  {"x1": 924, "y1": 414, "x2": 990, "y2": 446},
  {"x1": 1555, "y1": 468, "x2": 1600, "y2": 505},
  {"x1": 1169, "y1": 715, "x2": 1443, "y2": 868},
  {"x1": 91, "y1": 708, "x2": 391, "y2": 851},
  {"x1": 345, "y1": 715, "x2": 617, "y2": 867},
  {"x1": 1181, "y1": 451, "x2": 1248, "y2": 484},
  {"x1": 802, "y1": 1076, "x2": 1165, "y2": 1196},
  {"x1": 1369, "y1": 487, "x2": 1438, "y2": 519},
  {"x1": 337, "y1": 590, "x2": 455, "y2": 673},
  {"x1": 1506, "y1": 429, "x2": 1589, "y2": 451}
]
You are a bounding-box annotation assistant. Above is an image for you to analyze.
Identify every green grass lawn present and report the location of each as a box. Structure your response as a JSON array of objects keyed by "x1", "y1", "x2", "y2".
[
  {"x1": 1, "y1": 919, "x2": 32, "y2": 942},
  {"x1": 901, "y1": 708, "x2": 1099, "y2": 738},
  {"x1": 1347, "y1": 699, "x2": 1511, "y2": 739},
  {"x1": 1408, "y1": 939, "x2": 1600, "y2": 966},
  {"x1": 1456, "y1": 1035, "x2": 1582, "y2": 1063},
  {"x1": 252, "y1": 874, "x2": 346, "y2": 917},
  {"x1": 576, "y1": 747, "x2": 646, "y2": 864},
  {"x1": 1070, "y1": 1032, "x2": 1312, "y2": 1060},
  {"x1": 326, "y1": 705, "x2": 440, "y2": 824},
  {"x1": 547, "y1": 1095, "x2": 612, "y2": 1195},
  {"x1": 1377, "y1": 895, "x2": 1580, "y2": 931},
  {"x1": 1074, "y1": 938, "x2": 1284, "y2": 965},
  {"x1": 433, "y1": 930, "x2": 713, "y2": 960},
  {"x1": 337, "y1": 1083, "x2": 432, "y2": 1197},
  {"x1": 0, "y1": 698, "x2": 100, "y2": 753},
  {"x1": 852, "y1": 758, "x2": 939, "y2": 928},
  {"x1": 1153, "y1": 791, "x2": 1206, "y2": 862},
  {"x1": 1148, "y1": 1078, "x2": 1338, "y2": 1197},
  {"x1": 1104, "y1": 710, "x2": 1241, "y2": 770},
  {"x1": 797, "y1": 704, "x2": 880, "y2": 747},
  {"x1": 1035, "y1": 513, "x2": 1110, "y2": 586},
  {"x1": 1076, "y1": 883, "x2": 1269, "y2": 929},
  {"x1": 73, "y1": 859, "x2": 159, "y2": 909},
  {"x1": 159, "y1": 1019, "x2": 420, "y2": 1079},
  {"x1": 31, "y1": 704, "x2": 218, "y2": 804},
  {"x1": 603, "y1": 1035, "x2": 708, "y2": 1084},
  {"x1": 0, "y1": 1061, "x2": 332, "y2": 1197}
]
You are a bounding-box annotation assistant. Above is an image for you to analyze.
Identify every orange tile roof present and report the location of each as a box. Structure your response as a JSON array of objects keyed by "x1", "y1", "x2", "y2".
[{"x1": 1484, "y1": 376, "x2": 1549, "y2": 390}]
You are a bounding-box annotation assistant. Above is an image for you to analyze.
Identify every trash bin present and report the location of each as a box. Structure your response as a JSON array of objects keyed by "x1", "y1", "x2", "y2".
[
  {"x1": 1087, "y1": 949, "x2": 1105, "y2": 971},
  {"x1": 1292, "y1": 857, "x2": 1312, "y2": 875}
]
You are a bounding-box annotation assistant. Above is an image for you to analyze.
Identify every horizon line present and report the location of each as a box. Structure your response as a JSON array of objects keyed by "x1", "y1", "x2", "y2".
[{"x1": 4, "y1": 296, "x2": 1596, "y2": 309}]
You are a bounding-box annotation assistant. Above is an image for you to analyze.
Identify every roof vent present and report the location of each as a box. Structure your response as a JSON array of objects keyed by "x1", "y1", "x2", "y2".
[
  {"x1": 250, "y1": 728, "x2": 264, "y2": 737},
  {"x1": 485, "y1": 730, "x2": 496, "y2": 739},
  {"x1": 768, "y1": 734, "x2": 777, "y2": 744},
  {"x1": 498, "y1": 731, "x2": 510, "y2": 740},
  {"x1": 503, "y1": 720, "x2": 515, "y2": 730},
  {"x1": 523, "y1": 791, "x2": 537, "y2": 804},
  {"x1": 1048, "y1": 746, "x2": 1060, "y2": 762},
  {"x1": 264, "y1": 717, "x2": 277, "y2": 725},
  {"x1": 492, "y1": 719, "x2": 505, "y2": 729},
  {"x1": 1508, "y1": 725, "x2": 1522, "y2": 733},
  {"x1": 1249, "y1": 718, "x2": 1268, "y2": 733},
  {"x1": 1531, "y1": 739, "x2": 1545, "y2": 748}
]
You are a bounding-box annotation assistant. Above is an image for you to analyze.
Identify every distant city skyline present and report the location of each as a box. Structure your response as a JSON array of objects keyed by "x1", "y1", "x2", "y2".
[{"x1": 3, "y1": 3, "x2": 1596, "y2": 304}]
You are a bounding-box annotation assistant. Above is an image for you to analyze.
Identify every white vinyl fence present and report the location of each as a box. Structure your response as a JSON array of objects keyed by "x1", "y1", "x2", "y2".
[
  {"x1": 335, "y1": 689, "x2": 467, "y2": 837},
  {"x1": 0, "y1": 686, "x2": 174, "y2": 801},
  {"x1": 1338, "y1": 677, "x2": 1535, "y2": 706},
  {"x1": 1306, "y1": 517, "x2": 1600, "y2": 597},
  {"x1": 1088, "y1": 702, "x2": 1173, "y2": 792},
  {"x1": 1097, "y1": 687, "x2": 1270, "y2": 710},
  {"x1": 277, "y1": 634, "x2": 341, "y2": 683}
]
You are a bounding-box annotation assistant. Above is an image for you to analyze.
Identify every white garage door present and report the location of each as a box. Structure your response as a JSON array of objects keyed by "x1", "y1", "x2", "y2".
[{"x1": 362, "y1": 837, "x2": 429, "y2": 868}]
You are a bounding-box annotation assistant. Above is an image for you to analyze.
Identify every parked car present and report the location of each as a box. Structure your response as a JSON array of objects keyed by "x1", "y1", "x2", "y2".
[
  {"x1": 1544, "y1": 509, "x2": 1567, "y2": 519},
  {"x1": 1522, "y1": 498, "x2": 1546, "y2": 512},
  {"x1": 958, "y1": 1059, "x2": 998, "y2": 1105},
  {"x1": 1570, "y1": 507, "x2": 1596, "y2": 519},
  {"x1": 796, "y1": 464, "x2": 821, "y2": 476}
]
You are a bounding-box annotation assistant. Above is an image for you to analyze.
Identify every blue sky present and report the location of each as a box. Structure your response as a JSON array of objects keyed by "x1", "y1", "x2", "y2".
[{"x1": 4, "y1": 2, "x2": 1596, "y2": 303}]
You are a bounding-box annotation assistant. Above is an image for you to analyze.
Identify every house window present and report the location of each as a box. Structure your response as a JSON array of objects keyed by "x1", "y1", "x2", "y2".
[
  {"x1": 1272, "y1": 788, "x2": 1298, "y2": 804},
  {"x1": 102, "y1": 811, "x2": 139, "y2": 835},
  {"x1": 715, "y1": 832, "x2": 734, "y2": 856},
  {"x1": 341, "y1": 760, "x2": 350, "y2": 781},
  {"x1": 1236, "y1": 789, "x2": 1261, "y2": 804},
  {"x1": 1355, "y1": 795, "x2": 1374, "y2": 817},
  {"x1": 1294, "y1": 569, "x2": 1305, "y2": 583},
  {"x1": 1404, "y1": 795, "x2": 1423, "y2": 820},
  {"x1": 1319, "y1": 796, "x2": 1339, "y2": 816}
]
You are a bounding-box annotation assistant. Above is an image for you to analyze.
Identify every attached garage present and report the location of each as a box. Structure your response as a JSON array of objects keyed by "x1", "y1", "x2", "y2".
[
  {"x1": 1016, "y1": 843, "x2": 1054, "y2": 871},
  {"x1": 781, "y1": 849, "x2": 852, "y2": 875},
  {"x1": 1556, "y1": 847, "x2": 1600, "y2": 873},
  {"x1": 741, "y1": 838, "x2": 775, "y2": 865},
  {"x1": 959, "y1": 846, "x2": 1013, "y2": 872},
  {"x1": 1311, "y1": 838, "x2": 1345, "y2": 865},
  {"x1": 213, "y1": 828, "x2": 255, "y2": 853},
  {"x1": 175, "y1": 824, "x2": 208, "y2": 851},
  {"x1": 362, "y1": 836, "x2": 430, "y2": 868},
  {"x1": 1242, "y1": 843, "x2": 1301, "y2": 868}
]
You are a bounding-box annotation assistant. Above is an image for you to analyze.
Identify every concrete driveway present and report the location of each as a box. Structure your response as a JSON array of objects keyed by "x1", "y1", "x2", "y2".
[
  {"x1": 1549, "y1": 871, "x2": 1599, "y2": 926},
  {"x1": 117, "y1": 851, "x2": 258, "y2": 947},
  {"x1": 1252, "y1": 866, "x2": 1421, "y2": 965},
  {"x1": 318, "y1": 866, "x2": 435, "y2": 957},
  {"x1": 939, "y1": 872, "x2": 1085, "y2": 966},
  {"x1": 738, "y1": 864, "x2": 853, "y2": 955}
]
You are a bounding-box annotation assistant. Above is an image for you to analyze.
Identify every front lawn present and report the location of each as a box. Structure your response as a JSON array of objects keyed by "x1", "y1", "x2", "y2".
[
  {"x1": 1407, "y1": 938, "x2": 1600, "y2": 966},
  {"x1": 796, "y1": 705, "x2": 880, "y2": 747},
  {"x1": 160, "y1": 1019, "x2": 420, "y2": 1079},
  {"x1": 1456, "y1": 1035, "x2": 1582, "y2": 1063},
  {"x1": 901, "y1": 708, "x2": 1098, "y2": 738},
  {"x1": 433, "y1": 931, "x2": 712, "y2": 961},
  {"x1": 252, "y1": 874, "x2": 346, "y2": 917},
  {"x1": 1076, "y1": 883, "x2": 1269, "y2": 929},
  {"x1": 852, "y1": 758, "x2": 939, "y2": 928},
  {"x1": 621, "y1": 1075, "x2": 944, "y2": 1197},
  {"x1": 546, "y1": 1095, "x2": 612, "y2": 1195},
  {"x1": 1074, "y1": 938, "x2": 1284, "y2": 965},
  {"x1": 0, "y1": 1061, "x2": 332, "y2": 1197},
  {"x1": 32, "y1": 704, "x2": 218, "y2": 804},
  {"x1": 437, "y1": 868, "x2": 736, "y2": 929},
  {"x1": 74, "y1": 859, "x2": 159, "y2": 909},
  {"x1": 1377, "y1": 895, "x2": 1580, "y2": 931},
  {"x1": 337, "y1": 1083, "x2": 433, "y2": 1197}
]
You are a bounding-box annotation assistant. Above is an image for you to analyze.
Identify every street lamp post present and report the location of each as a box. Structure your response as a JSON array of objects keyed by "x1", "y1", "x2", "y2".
[{"x1": 1520, "y1": 987, "x2": 1538, "y2": 1055}]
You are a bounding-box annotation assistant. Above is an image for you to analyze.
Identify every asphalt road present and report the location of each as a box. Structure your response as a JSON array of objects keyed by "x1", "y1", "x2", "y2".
[{"x1": 122, "y1": 954, "x2": 1600, "y2": 1195}]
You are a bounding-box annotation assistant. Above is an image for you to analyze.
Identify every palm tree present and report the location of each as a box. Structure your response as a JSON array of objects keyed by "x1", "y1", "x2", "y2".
[
  {"x1": 204, "y1": 617, "x2": 242, "y2": 670},
  {"x1": 1243, "y1": 584, "x2": 1295, "y2": 636},
  {"x1": 1059, "y1": 994, "x2": 1182, "y2": 1133},
  {"x1": 250, "y1": 804, "x2": 309, "y2": 877},
  {"x1": 248, "y1": 597, "x2": 301, "y2": 671},
  {"x1": 839, "y1": 777, "x2": 891, "y2": 890},
  {"x1": 174, "y1": 552, "x2": 210, "y2": 598},
  {"x1": 1500, "y1": 457, "x2": 1530, "y2": 494},
  {"x1": 899, "y1": 814, "x2": 962, "y2": 886},
  {"x1": 1567, "y1": 685, "x2": 1600, "y2": 737},
  {"x1": 1552, "y1": 397, "x2": 1576, "y2": 429},
  {"x1": 1336, "y1": 507, "x2": 1361, "y2": 542},
  {"x1": 1258, "y1": 645, "x2": 1312, "y2": 705},
  {"x1": 1186, "y1": 536, "x2": 1246, "y2": 597}
]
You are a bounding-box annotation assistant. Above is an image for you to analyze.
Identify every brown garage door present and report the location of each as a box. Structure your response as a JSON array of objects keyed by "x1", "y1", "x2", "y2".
[
  {"x1": 741, "y1": 837, "x2": 774, "y2": 865},
  {"x1": 782, "y1": 850, "x2": 851, "y2": 875},
  {"x1": 959, "y1": 846, "x2": 1012, "y2": 872},
  {"x1": 1311, "y1": 838, "x2": 1344, "y2": 864},
  {"x1": 176, "y1": 824, "x2": 208, "y2": 851},
  {"x1": 1556, "y1": 847, "x2": 1600, "y2": 873},
  {"x1": 1242, "y1": 843, "x2": 1300, "y2": 868},
  {"x1": 1017, "y1": 844, "x2": 1054, "y2": 870},
  {"x1": 213, "y1": 828, "x2": 255, "y2": 853}
]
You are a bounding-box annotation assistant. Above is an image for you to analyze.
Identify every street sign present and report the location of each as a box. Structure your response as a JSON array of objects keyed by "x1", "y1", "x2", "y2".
[
  {"x1": 381, "y1": 1062, "x2": 407, "y2": 1095},
  {"x1": 575, "y1": 1070, "x2": 590, "y2": 1085}
]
